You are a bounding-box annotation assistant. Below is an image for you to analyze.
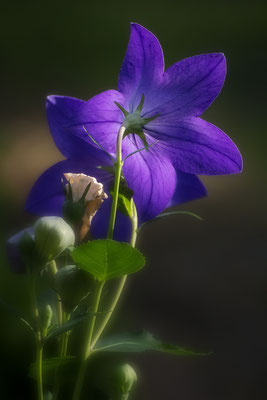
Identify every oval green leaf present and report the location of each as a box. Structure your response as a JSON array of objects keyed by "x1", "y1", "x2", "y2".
[{"x1": 71, "y1": 239, "x2": 145, "y2": 281}]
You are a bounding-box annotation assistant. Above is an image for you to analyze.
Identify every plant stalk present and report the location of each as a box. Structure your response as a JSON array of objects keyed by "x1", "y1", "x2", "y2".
[{"x1": 71, "y1": 281, "x2": 104, "y2": 400}]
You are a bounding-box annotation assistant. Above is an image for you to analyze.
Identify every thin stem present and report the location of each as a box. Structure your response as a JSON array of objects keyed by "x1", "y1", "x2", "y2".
[
  {"x1": 91, "y1": 201, "x2": 138, "y2": 349},
  {"x1": 28, "y1": 269, "x2": 43, "y2": 400},
  {"x1": 49, "y1": 260, "x2": 62, "y2": 326},
  {"x1": 53, "y1": 312, "x2": 71, "y2": 400},
  {"x1": 71, "y1": 281, "x2": 105, "y2": 400},
  {"x1": 60, "y1": 312, "x2": 71, "y2": 357},
  {"x1": 107, "y1": 125, "x2": 125, "y2": 239}
]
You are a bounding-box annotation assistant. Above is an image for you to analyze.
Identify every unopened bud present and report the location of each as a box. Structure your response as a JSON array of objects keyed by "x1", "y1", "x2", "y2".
[
  {"x1": 34, "y1": 217, "x2": 75, "y2": 262},
  {"x1": 55, "y1": 265, "x2": 93, "y2": 312},
  {"x1": 6, "y1": 228, "x2": 35, "y2": 273},
  {"x1": 62, "y1": 173, "x2": 108, "y2": 241},
  {"x1": 112, "y1": 363, "x2": 137, "y2": 396}
]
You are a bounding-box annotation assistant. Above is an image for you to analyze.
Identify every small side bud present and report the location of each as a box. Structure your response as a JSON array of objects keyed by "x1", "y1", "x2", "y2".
[
  {"x1": 55, "y1": 265, "x2": 93, "y2": 312},
  {"x1": 6, "y1": 228, "x2": 35, "y2": 273},
  {"x1": 34, "y1": 217, "x2": 75, "y2": 262},
  {"x1": 39, "y1": 304, "x2": 53, "y2": 337},
  {"x1": 111, "y1": 363, "x2": 137, "y2": 397},
  {"x1": 63, "y1": 173, "x2": 108, "y2": 241}
]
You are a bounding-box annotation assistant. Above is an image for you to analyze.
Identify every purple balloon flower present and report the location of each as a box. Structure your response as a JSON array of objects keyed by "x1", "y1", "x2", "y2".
[{"x1": 26, "y1": 23, "x2": 242, "y2": 238}]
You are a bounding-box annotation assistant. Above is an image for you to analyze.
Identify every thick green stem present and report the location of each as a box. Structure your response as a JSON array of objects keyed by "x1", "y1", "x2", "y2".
[
  {"x1": 36, "y1": 339, "x2": 43, "y2": 400},
  {"x1": 91, "y1": 201, "x2": 138, "y2": 348},
  {"x1": 72, "y1": 281, "x2": 105, "y2": 400},
  {"x1": 107, "y1": 125, "x2": 125, "y2": 239}
]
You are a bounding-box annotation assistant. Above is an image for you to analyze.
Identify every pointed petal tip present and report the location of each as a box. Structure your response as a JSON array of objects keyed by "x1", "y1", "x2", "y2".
[{"x1": 129, "y1": 22, "x2": 159, "y2": 39}]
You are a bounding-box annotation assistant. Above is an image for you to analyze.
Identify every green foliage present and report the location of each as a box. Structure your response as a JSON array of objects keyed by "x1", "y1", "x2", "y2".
[
  {"x1": 110, "y1": 184, "x2": 134, "y2": 218},
  {"x1": 29, "y1": 357, "x2": 77, "y2": 384},
  {"x1": 44, "y1": 311, "x2": 100, "y2": 342},
  {"x1": 95, "y1": 331, "x2": 207, "y2": 356},
  {"x1": 138, "y1": 211, "x2": 203, "y2": 232},
  {"x1": 71, "y1": 239, "x2": 145, "y2": 281}
]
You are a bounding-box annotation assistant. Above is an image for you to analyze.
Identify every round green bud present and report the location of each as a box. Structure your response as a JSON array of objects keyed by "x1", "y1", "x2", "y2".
[
  {"x1": 112, "y1": 363, "x2": 137, "y2": 396},
  {"x1": 55, "y1": 265, "x2": 93, "y2": 312},
  {"x1": 34, "y1": 217, "x2": 75, "y2": 262}
]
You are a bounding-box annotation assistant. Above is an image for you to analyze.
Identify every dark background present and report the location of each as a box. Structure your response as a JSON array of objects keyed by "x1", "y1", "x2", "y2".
[{"x1": 1, "y1": 1, "x2": 267, "y2": 399}]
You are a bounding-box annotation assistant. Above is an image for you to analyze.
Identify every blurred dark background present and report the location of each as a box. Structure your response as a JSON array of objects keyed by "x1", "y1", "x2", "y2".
[{"x1": 1, "y1": 0, "x2": 267, "y2": 399}]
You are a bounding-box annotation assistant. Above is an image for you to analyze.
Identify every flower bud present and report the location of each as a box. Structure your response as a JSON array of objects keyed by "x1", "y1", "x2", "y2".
[
  {"x1": 39, "y1": 304, "x2": 53, "y2": 336},
  {"x1": 34, "y1": 217, "x2": 75, "y2": 262},
  {"x1": 62, "y1": 173, "x2": 108, "y2": 241},
  {"x1": 6, "y1": 228, "x2": 35, "y2": 273},
  {"x1": 55, "y1": 265, "x2": 93, "y2": 312},
  {"x1": 112, "y1": 363, "x2": 137, "y2": 396}
]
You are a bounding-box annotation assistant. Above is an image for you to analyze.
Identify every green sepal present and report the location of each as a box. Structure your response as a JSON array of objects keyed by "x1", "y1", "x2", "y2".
[
  {"x1": 123, "y1": 129, "x2": 149, "y2": 152},
  {"x1": 70, "y1": 239, "x2": 145, "y2": 281},
  {"x1": 114, "y1": 102, "x2": 129, "y2": 117}
]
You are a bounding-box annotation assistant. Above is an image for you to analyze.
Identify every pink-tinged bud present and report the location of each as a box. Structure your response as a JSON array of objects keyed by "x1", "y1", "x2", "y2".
[
  {"x1": 63, "y1": 173, "x2": 108, "y2": 241},
  {"x1": 64, "y1": 173, "x2": 107, "y2": 203}
]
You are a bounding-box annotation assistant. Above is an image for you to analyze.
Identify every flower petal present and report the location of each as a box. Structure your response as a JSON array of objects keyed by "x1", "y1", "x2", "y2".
[
  {"x1": 168, "y1": 171, "x2": 207, "y2": 207},
  {"x1": 143, "y1": 53, "x2": 226, "y2": 119},
  {"x1": 46, "y1": 90, "x2": 125, "y2": 157},
  {"x1": 145, "y1": 116, "x2": 242, "y2": 175},
  {"x1": 122, "y1": 135, "x2": 177, "y2": 221},
  {"x1": 118, "y1": 23, "x2": 165, "y2": 112}
]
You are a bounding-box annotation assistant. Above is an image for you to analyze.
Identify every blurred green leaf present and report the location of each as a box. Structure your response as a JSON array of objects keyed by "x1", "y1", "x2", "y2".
[
  {"x1": 95, "y1": 331, "x2": 207, "y2": 356},
  {"x1": 44, "y1": 311, "x2": 100, "y2": 342},
  {"x1": 71, "y1": 240, "x2": 145, "y2": 281},
  {"x1": 29, "y1": 356, "x2": 77, "y2": 384},
  {"x1": 138, "y1": 211, "x2": 203, "y2": 232}
]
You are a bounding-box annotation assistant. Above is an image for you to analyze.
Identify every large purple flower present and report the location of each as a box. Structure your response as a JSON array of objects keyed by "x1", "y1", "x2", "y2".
[
  {"x1": 25, "y1": 141, "x2": 206, "y2": 241},
  {"x1": 26, "y1": 23, "x2": 242, "y2": 236}
]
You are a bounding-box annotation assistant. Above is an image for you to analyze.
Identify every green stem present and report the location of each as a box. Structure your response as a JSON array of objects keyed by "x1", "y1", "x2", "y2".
[
  {"x1": 49, "y1": 260, "x2": 62, "y2": 326},
  {"x1": 53, "y1": 312, "x2": 71, "y2": 400},
  {"x1": 28, "y1": 269, "x2": 43, "y2": 400},
  {"x1": 91, "y1": 201, "x2": 138, "y2": 349},
  {"x1": 36, "y1": 339, "x2": 43, "y2": 400},
  {"x1": 107, "y1": 125, "x2": 125, "y2": 239},
  {"x1": 71, "y1": 281, "x2": 105, "y2": 400},
  {"x1": 60, "y1": 312, "x2": 71, "y2": 356}
]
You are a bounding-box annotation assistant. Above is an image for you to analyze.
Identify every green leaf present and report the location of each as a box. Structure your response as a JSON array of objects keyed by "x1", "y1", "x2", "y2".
[
  {"x1": 138, "y1": 211, "x2": 203, "y2": 232},
  {"x1": 110, "y1": 184, "x2": 134, "y2": 218},
  {"x1": 44, "y1": 311, "x2": 101, "y2": 342},
  {"x1": 29, "y1": 356, "x2": 77, "y2": 384},
  {"x1": 94, "y1": 331, "x2": 207, "y2": 356},
  {"x1": 71, "y1": 240, "x2": 145, "y2": 281}
]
